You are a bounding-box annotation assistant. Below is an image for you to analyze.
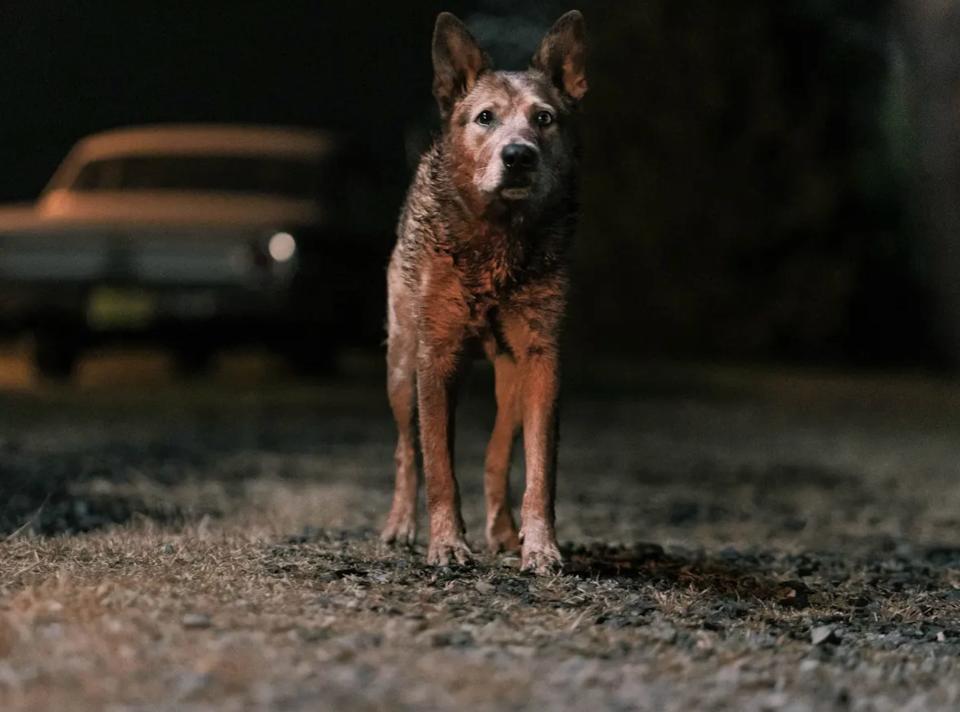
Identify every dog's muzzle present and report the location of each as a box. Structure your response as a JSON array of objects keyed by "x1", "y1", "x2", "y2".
[
  {"x1": 500, "y1": 144, "x2": 538, "y2": 200},
  {"x1": 501, "y1": 144, "x2": 538, "y2": 172}
]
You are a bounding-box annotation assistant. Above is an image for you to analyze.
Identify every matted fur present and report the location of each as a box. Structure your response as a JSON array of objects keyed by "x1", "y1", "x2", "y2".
[{"x1": 381, "y1": 11, "x2": 587, "y2": 574}]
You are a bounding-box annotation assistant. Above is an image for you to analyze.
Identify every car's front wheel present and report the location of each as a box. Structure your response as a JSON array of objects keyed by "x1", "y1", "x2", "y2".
[{"x1": 33, "y1": 324, "x2": 82, "y2": 381}]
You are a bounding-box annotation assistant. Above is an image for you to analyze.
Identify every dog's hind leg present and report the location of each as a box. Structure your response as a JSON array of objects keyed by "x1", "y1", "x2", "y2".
[
  {"x1": 381, "y1": 265, "x2": 419, "y2": 546},
  {"x1": 483, "y1": 352, "x2": 521, "y2": 553}
]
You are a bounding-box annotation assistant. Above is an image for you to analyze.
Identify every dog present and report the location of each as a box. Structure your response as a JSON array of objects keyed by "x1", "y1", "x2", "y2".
[{"x1": 381, "y1": 10, "x2": 587, "y2": 574}]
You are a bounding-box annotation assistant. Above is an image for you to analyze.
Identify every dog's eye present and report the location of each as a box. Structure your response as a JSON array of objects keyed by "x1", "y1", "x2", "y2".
[
  {"x1": 475, "y1": 110, "x2": 494, "y2": 126},
  {"x1": 535, "y1": 111, "x2": 554, "y2": 127}
]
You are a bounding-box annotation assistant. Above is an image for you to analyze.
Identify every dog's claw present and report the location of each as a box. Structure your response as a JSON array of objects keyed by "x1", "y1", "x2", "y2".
[
  {"x1": 520, "y1": 544, "x2": 563, "y2": 574},
  {"x1": 520, "y1": 525, "x2": 563, "y2": 574},
  {"x1": 427, "y1": 536, "x2": 473, "y2": 566}
]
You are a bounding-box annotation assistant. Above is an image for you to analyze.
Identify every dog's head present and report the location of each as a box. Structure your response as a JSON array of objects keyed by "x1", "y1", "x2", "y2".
[{"x1": 432, "y1": 11, "x2": 587, "y2": 212}]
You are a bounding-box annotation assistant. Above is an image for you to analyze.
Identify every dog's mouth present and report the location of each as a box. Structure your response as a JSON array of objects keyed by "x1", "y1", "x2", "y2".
[
  {"x1": 498, "y1": 175, "x2": 535, "y2": 201},
  {"x1": 500, "y1": 185, "x2": 532, "y2": 200}
]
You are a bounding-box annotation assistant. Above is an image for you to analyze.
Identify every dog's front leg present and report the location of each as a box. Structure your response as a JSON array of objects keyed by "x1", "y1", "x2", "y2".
[
  {"x1": 503, "y1": 300, "x2": 564, "y2": 574},
  {"x1": 517, "y1": 347, "x2": 563, "y2": 573},
  {"x1": 417, "y1": 319, "x2": 472, "y2": 566}
]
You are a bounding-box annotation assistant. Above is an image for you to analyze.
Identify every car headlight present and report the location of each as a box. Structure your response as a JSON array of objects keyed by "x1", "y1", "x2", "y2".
[{"x1": 267, "y1": 232, "x2": 296, "y2": 262}]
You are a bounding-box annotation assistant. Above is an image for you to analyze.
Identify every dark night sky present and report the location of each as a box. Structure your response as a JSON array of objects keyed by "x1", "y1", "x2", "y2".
[
  {"x1": 0, "y1": 2, "x2": 936, "y2": 364},
  {"x1": 0, "y1": 1, "x2": 573, "y2": 203}
]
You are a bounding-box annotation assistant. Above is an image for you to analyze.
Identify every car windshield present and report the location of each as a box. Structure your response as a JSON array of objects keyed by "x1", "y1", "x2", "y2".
[{"x1": 70, "y1": 155, "x2": 323, "y2": 199}]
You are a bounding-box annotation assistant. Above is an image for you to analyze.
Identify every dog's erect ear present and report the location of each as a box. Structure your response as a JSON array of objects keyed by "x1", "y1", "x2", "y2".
[
  {"x1": 432, "y1": 12, "x2": 491, "y2": 119},
  {"x1": 532, "y1": 10, "x2": 588, "y2": 103}
]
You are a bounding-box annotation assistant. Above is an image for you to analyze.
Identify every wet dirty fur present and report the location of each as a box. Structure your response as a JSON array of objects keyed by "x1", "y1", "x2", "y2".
[{"x1": 381, "y1": 11, "x2": 588, "y2": 573}]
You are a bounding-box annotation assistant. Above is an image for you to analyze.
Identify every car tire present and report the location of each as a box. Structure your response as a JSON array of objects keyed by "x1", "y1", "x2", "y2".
[{"x1": 34, "y1": 325, "x2": 81, "y2": 381}]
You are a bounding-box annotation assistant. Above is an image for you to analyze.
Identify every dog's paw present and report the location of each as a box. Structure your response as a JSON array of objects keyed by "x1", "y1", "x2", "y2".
[
  {"x1": 426, "y1": 534, "x2": 473, "y2": 566},
  {"x1": 519, "y1": 523, "x2": 562, "y2": 574},
  {"x1": 486, "y1": 512, "x2": 521, "y2": 554},
  {"x1": 520, "y1": 543, "x2": 563, "y2": 574},
  {"x1": 381, "y1": 507, "x2": 417, "y2": 546}
]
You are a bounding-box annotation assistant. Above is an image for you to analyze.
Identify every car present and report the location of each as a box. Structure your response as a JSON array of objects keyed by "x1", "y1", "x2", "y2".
[{"x1": 0, "y1": 124, "x2": 385, "y2": 378}]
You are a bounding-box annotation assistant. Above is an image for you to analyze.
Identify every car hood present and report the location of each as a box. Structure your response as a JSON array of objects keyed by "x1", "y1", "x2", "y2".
[
  {"x1": 0, "y1": 203, "x2": 46, "y2": 231},
  {"x1": 30, "y1": 190, "x2": 323, "y2": 230}
]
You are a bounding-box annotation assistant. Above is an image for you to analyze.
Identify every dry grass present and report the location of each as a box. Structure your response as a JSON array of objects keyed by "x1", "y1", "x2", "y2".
[{"x1": 1, "y1": 353, "x2": 960, "y2": 710}]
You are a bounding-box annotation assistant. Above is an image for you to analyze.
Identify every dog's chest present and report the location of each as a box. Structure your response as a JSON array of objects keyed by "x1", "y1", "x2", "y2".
[
  {"x1": 453, "y1": 241, "x2": 519, "y2": 333},
  {"x1": 459, "y1": 220, "x2": 525, "y2": 279},
  {"x1": 458, "y1": 274, "x2": 503, "y2": 339}
]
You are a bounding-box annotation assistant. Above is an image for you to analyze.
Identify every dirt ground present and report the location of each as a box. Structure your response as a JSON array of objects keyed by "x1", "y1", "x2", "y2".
[{"x1": 1, "y1": 348, "x2": 960, "y2": 711}]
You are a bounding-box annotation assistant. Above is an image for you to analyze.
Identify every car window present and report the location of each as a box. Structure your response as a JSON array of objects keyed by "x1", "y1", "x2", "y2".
[{"x1": 70, "y1": 155, "x2": 324, "y2": 199}]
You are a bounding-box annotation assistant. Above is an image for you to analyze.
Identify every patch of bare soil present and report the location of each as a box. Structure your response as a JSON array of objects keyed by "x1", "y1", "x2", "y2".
[{"x1": 1, "y1": 358, "x2": 960, "y2": 711}]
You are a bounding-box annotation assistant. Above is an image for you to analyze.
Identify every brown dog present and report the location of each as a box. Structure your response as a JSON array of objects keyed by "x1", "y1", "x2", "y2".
[{"x1": 381, "y1": 10, "x2": 587, "y2": 574}]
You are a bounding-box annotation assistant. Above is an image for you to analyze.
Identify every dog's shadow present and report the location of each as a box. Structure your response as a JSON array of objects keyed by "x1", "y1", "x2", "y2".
[
  {"x1": 561, "y1": 542, "x2": 809, "y2": 607},
  {"x1": 272, "y1": 528, "x2": 811, "y2": 610}
]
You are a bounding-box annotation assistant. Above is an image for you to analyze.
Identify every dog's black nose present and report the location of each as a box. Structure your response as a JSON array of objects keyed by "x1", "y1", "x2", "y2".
[{"x1": 501, "y1": 144, "x2": 538, "y2": 171}]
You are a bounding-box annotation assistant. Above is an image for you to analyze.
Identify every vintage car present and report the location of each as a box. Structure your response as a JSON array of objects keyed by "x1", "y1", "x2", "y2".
[{"x1": 0, "y1": 124, "x2": 384, "y2": 378}]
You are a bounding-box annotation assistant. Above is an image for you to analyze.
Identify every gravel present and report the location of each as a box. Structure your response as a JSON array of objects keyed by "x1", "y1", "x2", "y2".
[{"x1": 1, "y1": 356, "x2": 960, "y2": 710}]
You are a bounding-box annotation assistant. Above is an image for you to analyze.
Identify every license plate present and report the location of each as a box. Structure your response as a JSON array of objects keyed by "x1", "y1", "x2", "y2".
[{"x1": 87, "y1": 287, "x2": 157, "y2": 330}]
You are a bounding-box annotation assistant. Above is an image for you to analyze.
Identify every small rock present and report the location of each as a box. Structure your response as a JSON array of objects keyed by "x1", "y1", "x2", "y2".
[
  {"x1": 335, "y1": 632, "x2": 382, "y2": 651},
  {"x1": 475, "y1": 581, "x2": 495, "y2": 595},
  {"x1": 296, "y1": 626, "x2": 329, "y2": 642},
  {"x1": 181, "y1": 613, "x2": 212, "y2": 629},
  {"x1": 174, "y1": 671, "x2": 211, "y2": 700},
  {"x1": 811, "y1": 625, "x2": 837, "y2": 646},
  {"x1": 600, "y1": 615, "x2": 634, "y2": 629},
  {"x1": 384, "y1": 618, "x2": 426, "y2": 639},
  {"x1": 430, "y1": 630, "x2": 474, "y2": 647},
  {"x1": 776, "y1": 580, "x2": 811, "y2": 609},
  {"x1": 161, "y1": 543, "x2": 175, "y2": 555},
  {"x1": 506, "y1": 644, "x2": 536, "y2": 658},
  {"x1": 647, "y1": 615, "x2": 677, "y2": 643}
]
